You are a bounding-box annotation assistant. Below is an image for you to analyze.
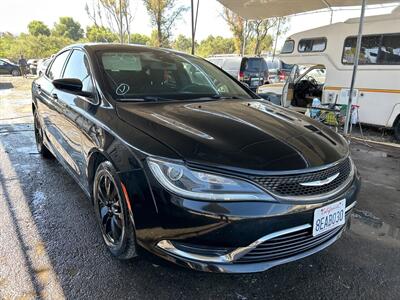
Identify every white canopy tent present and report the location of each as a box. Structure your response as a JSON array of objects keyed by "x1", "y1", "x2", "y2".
[
  {"x1": 218, "y1": 0, "x2": 396, "y2": 19},
  {"x1": 213, "y1": 0, "x2": 398, "y2": 135}
]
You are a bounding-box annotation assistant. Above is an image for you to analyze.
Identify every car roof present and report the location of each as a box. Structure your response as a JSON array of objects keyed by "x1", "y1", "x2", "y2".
[{"x1": 62, "y1": 43, "x2": 194, "y2": 58}]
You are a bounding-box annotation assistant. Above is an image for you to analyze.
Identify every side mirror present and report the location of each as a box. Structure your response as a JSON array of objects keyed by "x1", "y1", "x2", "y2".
[{"x1": 53, "y1": 78, "x2": 93, "y2": 97}]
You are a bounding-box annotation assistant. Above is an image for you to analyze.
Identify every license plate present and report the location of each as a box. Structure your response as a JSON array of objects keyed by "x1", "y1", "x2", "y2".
[{"x1": 312, "y1": 199, "x2": 346, "y2": 236}]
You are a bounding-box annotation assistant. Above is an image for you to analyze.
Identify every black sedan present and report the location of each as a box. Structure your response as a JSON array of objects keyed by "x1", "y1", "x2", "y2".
[
  {"x1": 0, "y1": 58, "x2": 20, "y2": 76},
  {"x1": 31, "y1": 44, "x2": 360, "y2": 273}
]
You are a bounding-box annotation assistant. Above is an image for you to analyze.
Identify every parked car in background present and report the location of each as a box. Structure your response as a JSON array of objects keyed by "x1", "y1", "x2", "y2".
[
  {"x1": 37, "y1": 58, "x2": 51, "y2": 76},
  {"x1": 0, "y1": 58, "x2": 20, "y2": 76},
  {"x1": 207, "y1": 55, "x2": 269, "y2": 91},
  {"x1": 27, "y1": 59, "x2": 39, "y2": 75},
  {"x1": 263, "y1": 57, "x2": 294, "y2": 83},
  {"x1": 32, "y1": 43, "x2": 360, "y2": 273}
]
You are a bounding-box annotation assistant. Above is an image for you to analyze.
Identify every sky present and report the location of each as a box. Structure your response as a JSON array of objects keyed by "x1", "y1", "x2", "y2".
[{"x1": 0, "y1": 0, "x2": 398, "y2": 47}]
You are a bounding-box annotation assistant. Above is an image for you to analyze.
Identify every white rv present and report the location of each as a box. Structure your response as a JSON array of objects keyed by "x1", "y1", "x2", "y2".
[{"x1": 257, "y1": 7, "x2": 400, "y2": 140}]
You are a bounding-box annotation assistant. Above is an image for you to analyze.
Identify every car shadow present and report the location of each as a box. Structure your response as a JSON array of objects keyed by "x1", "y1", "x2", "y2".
[{"x1": 0, "y1": 82, "x2": 14, "y2": 90}]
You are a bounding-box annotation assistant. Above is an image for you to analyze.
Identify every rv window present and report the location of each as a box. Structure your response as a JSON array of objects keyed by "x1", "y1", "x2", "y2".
[
  {"x1": 342, "y1": 34, "x2": 400, "y2": 65},
  {"x1": 379, "y1": 34, "x2": 400, "y2": 64},
  {"x1": 342, "y1": 35, "x2": 380, "y2": 65},
  {"x1": 298, "y1": 38, "x2": 327, "y2": 53},
  {"x1": 281, "y1": 40, "x2": 294, "y2": 54}
]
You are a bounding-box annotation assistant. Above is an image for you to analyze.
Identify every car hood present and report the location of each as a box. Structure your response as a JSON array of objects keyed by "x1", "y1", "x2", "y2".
[{"x1": 116, "y1": 99, "x2": 348, "y2": 173}]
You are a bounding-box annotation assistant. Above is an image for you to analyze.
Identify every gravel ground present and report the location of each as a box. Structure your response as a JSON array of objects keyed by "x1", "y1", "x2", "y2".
[{"x1": 1, "y1": 75, "x2": 399, "y2": 299}]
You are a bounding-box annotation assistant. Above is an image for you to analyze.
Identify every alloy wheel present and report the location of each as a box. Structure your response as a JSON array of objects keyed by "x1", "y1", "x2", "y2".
[{"x1": 95, "y1": 172, "x2": 125, "y2": 246}]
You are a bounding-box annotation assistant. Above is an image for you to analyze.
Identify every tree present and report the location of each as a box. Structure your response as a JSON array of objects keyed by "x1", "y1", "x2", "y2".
[
  {"x1": 197, "y1": 35, "x2": 236, "y2": 57},
  {"x1": 222, "y1": 7, "x2": 247, "y2": 54},
  {"x1": 85, "y1": 0, "x2": 134, "y2": 43},
  {"x1": 172, "y1": 35, "x2": 193, "y2": 53},
  {"x1": 130, "y1": 33, "x2": 150, "y2": 45},
  {"x1": 53, "y1": 17, "x2": 84, "y2": 41},
  {"x1": 86, "y1": 25, "x2": 118, "y2": 42},
  {"x1": 143, "y1": 0, "x2": 188, "y2": 47},
  {"x1": 28, "y1": 21, "x2": 50, "y2": 37},
  {"x1": 247, "y1": 17, "x2": 289, "y2": 55},
  {"x1": 0, "y1": 34, "x2": 73, "y2": 60}
]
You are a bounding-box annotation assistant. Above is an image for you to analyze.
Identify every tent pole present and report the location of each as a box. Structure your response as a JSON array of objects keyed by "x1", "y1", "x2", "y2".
[{"x1": 344, "y1": 0, "x2": 367, "y2": 136}]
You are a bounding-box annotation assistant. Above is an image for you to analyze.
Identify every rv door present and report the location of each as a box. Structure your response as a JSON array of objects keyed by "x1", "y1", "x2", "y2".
[{"x1": 281, "y1": 65, "x2": 298, "y2": 107}]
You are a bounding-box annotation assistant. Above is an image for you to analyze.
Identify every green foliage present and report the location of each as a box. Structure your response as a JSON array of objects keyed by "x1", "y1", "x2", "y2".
[
  {"x1": 172, "y1": 35, "x2": 193, "y2": 53},
  {"x1": 28, "y1": 20, "x2": 51, "y2": 37},
  {"x1": 143, "y1": 0, "x2": 188, "y2": 47},
  {"x1": 130, "y1": 33, "x2": 150, "y2": 45},
  {"x1": 246, "y1": 35, "x2": 273, "y2": 55},
  {"x1": 53, "y1": 17, "x2": 84, "y2": 41},
  {"x1": 86, "y1": 25, "x2": 117, "y2": 42},
  {"x1": 0, "y1": 34, "x2": 73, "y2": 60},
  {"x1": 197, "y1": 36, "x2": 236, "y2": 58}
]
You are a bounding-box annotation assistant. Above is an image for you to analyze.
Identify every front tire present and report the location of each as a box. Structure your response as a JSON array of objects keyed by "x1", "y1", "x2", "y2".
[
  {"x1": 11, "y1": 69, "x2": 20, "y2": 76},
  {"x1": 34, "y1": 111, "x2": 53, "y2": 158},
  {"x1": 93, "y1": 161, "x2": 137, "y2": 259}
]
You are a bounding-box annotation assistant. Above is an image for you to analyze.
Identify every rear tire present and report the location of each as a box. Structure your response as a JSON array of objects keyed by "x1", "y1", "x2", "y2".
[
  {"x1": 33, "y1": 111, "x2": 53, "y2": 158},
  {"x1": 93, "y1": 161, "x2": 137, "y2": 260}
]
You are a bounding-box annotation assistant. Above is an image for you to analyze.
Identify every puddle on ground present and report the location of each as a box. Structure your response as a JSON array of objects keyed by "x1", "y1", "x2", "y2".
[
  {"x1": 349, "y1": 209, "x2": 400, "y2": 246},
  {"x1": 32, "y1": 191, "x2": 46, "y2": 207}
]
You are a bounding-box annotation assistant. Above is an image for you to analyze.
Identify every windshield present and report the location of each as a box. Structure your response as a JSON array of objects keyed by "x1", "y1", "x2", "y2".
[{"x1": 96, "y1": 49, "x2": 253, "y2": 101}]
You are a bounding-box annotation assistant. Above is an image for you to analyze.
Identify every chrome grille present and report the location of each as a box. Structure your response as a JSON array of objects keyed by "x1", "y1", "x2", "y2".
[
  {"x1": 237, "y1": 219, "x2": 347, "y2": 264},
  {"x1": 251, "y1": 158, "x2": 352, "y2": 197}
]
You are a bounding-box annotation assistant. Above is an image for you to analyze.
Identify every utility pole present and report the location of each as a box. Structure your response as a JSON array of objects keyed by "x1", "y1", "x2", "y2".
[
  {"x1": 191, "y1": 0, "x2": 200, "y2": 55},
  {"x1": 191, "y1": 0, "x2": 195, "y2": 54},
  {"x1": 242, "y1": 20, "x2": 248, "y2": 56},
  {"x1": 272, "y1": 17, "x2": 282, "y2": 60}
]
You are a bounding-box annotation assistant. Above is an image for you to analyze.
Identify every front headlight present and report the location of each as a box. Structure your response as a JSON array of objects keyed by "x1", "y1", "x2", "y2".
[{"x1": 147, "y1": 157, "x2": 273, "y2": 201}]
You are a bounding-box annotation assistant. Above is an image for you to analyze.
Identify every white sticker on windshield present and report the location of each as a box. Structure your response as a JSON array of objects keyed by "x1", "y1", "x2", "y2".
[
  {"x1": 116, "y1": 83, "x2": 130, "y2": 96},
  {"x1": 102, "y1": 53, "x2": 142, "y2": 71}
]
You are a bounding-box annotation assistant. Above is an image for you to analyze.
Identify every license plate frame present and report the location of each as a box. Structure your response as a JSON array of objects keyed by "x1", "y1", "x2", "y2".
[{"x1": 312, "y1": 199, "x2": 346, "y2": 237}]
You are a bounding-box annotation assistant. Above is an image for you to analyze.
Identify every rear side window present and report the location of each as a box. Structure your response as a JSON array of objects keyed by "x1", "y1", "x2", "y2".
[
  {"x1": 241, "y1": 58, "x2": 266, "y2": 72},
  {"x1": 63, "y1": 50, "x2": 94, "y2": 93},
  {"x1": 281, "y1": 40, "x2": 294, "y2": 53},
  {"x1": 47, "y1": 51, "x2": 70, "y2": 80},
  {"x1": 298, "y1": 38, "x2": 327, "y2": 52},
  {"x1": 342, "y1": 34, "x2": 400, "y2": 65}
]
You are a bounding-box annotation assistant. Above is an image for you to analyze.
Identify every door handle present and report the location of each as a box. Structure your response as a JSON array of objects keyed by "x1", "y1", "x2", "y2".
[
  {"x1": 52, "y1": 93, "x2": 58, "y2": 100},
  {"x1": 36, "y1": 83, "x2": 41, "y2": 90}
]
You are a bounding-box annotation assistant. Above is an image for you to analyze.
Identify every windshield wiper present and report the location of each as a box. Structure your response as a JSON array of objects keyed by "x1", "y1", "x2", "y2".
[
  {"x1": 209, "y1": 95, "x2": 242, "y2": 100},
  {"x1": 188, "y1": 95, "x2": 243, "y2": 101},
  {"x1": 121, "y1": 96, "x2": 172, "y2": 102}
]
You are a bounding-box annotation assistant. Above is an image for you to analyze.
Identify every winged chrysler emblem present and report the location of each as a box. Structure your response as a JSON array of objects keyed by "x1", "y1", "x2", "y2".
[{"x1": 299, "y1": 173, "x2": 340, "y2": 187}]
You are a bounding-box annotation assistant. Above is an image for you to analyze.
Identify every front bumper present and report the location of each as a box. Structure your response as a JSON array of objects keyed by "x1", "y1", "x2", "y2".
[
  {"x1": 155, "y1": 202, "x2": 355, "y2": 273},
  {"x1": 136, "y1": 171, "x2": 360, "y2": 273}
]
